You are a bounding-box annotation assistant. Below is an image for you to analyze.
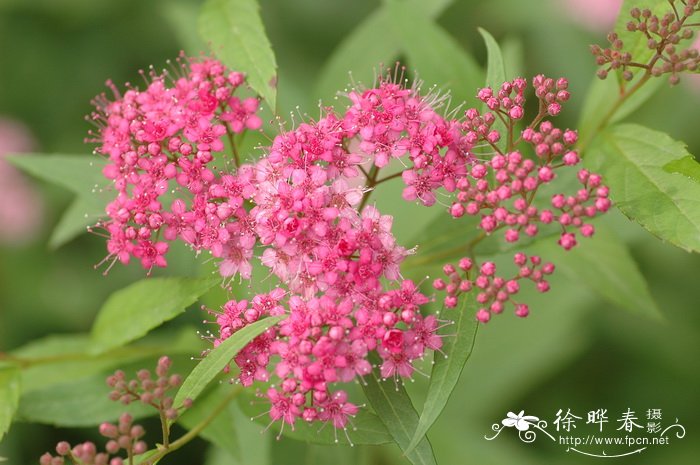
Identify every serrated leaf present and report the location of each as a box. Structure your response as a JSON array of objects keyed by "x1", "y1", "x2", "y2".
[
  {"x1": 314, "y1": 0, "x2": 454, "y2": 103},
  {"x1": 361, "y1": 362, "x2": 437, "y2": 465},
  {"x1": 586, "y1": 123, "x2": 700, "y2": 253},
  {"x1": 664, "y1": 155, "x2": 700, "y2": 183},
  {"x1": 199, "y1": 0, "x2": 277, "y2": 110},
  {"x1": 528, "y1": 222, "x2": 662, "y2": 319},
  {"x1": 178, "y1": 384, "x2": 241, "y2": 459},
  {"x1": 90, "y1": 277, "x2": 218, "y2": 354},
  {"x1": 405, "y1": 295, "x2": 478, "y2": 454},
  {"x1": 0, "y1": 366, "x2": 21, "y2": 442},
  {"x1": 387, "y1": 3, "x2": 482, "y2": 106},
  {"x1": 174, "y1": 316, "x2": 286, "y2": 408},
  {"x1": 238, "y1": 391, "x2": 392, "y2": 445}
]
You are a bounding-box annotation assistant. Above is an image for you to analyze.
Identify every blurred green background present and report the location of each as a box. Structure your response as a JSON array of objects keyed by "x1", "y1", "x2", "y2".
[{"x1": 1, "y1": 0, "x2": 699, "y2": 464}]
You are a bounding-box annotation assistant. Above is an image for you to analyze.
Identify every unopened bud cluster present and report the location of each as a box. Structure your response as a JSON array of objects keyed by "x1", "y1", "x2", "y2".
[
  {"x1": 40, "y1": 357, "x2": 191, "y2": 465},
  {"x1": 39, "y1": 413, "x2": 146, "y2": 465},
  {"x1": 591, "y1": 0, "x2": 700, "y2": 84},
  {"x1": 434, "y1": 254, "x2": 555, "y2": 322},
  {"x1": 106, "y1": 355, "x2": 191, "y2": 419}
]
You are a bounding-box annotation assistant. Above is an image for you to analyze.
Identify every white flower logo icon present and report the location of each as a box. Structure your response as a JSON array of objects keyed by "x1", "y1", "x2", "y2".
[{"x1": 502, "y1": 411, "x2": 540, "y2": 431}]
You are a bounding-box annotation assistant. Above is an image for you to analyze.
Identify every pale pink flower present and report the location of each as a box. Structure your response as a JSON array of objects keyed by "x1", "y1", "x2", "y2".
[{"x1": 0, "y1": 117, "x2": 43, "y2": 244}]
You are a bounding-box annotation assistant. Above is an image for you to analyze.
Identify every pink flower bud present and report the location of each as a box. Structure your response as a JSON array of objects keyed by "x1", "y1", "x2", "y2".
[
  {"x1": 563, "y1": 151, "x2": 580, "y2": 165},
  {"x1": 515, "y1": 304, "x2": 529, "y2": 318},
  {"x1": 476, "y1": 309, "x2": 491, "y2": 323}
]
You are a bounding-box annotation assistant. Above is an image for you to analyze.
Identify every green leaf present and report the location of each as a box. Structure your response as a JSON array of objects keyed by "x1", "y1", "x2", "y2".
[
  {"x1": 314, "y1": 0, "x2": 454, "y2": 103},
  {"x1": 500, "y1": 36, "x2": 524, "y2": 79},
  {"x1": 477, "y1": 28, "x2": 506, "y2": 146},
  {"x1": 586, "y1": 124, "x2": 700, "y2": 253},
  {"x1": 405, "y1": 295, "x2": 478, "y2": 454},
  {"x1": 387, "y1": 3, "x2": 482, "y2": 106},
  {"x1": 238, "y1": 391, "x2": 393, "y2": 445},
  {"x1": 528, "y1": 222, "x2": 662, "y2": 319},
  {"x1": 16, "y1": 329, "x2": 203, "y2": 394},
  {"x1": 0, "y1": 366, "x2": 21, "y2": 442},
  {"x1": 207, "y1": 402, "x2": 271, "y2": 465},
  {"x1": 174, "y1": 316, "x2": 286, "y2": 408},
  {"x1": 478, "y1": 28, "x2": 505, "y2": 92},
  {"x1": 361, "y1": 362, "x2": 437, "y2": 465},
  {"x1": 6, "y1": 153, "x2": 105, "y2": 194},
  {"x1": 7, "y1": 154, "x2": 108, "y2": 248},
  {"x1": 199, "y1": 0, "x2": 278, "y2": 110},
  {"x1": 16, "y1": 373, "x2": 152, "y2": 426},
  {"x1": 90, "y1": 277, "x2": 218, "y2": 354},
  {"x1": 178, "y1": 385, "x2": 241, "y2": 459},
  {"x1": 664, "y1": 156, "x2": 700, "y2": 184},
  {"x1": 49, "y1": 196, "x2": 105, "y2": 248}
]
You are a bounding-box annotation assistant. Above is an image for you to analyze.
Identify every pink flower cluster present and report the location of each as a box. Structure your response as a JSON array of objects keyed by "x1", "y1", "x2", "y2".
[
  {"x1": 90, "y1": 54, "x2": 261, "y2": 273},
  {"x1": 92, "y1": 56, "x2": 610, "y2": 432},
  {"x1": 434, "y1": 76, "x2": 610, "y2": 321},
  {"x1": 205, "y1": 100, "x2": 448, "y2": 433}
]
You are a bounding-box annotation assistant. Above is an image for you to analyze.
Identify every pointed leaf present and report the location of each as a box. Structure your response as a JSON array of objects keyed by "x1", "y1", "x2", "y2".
[
  {"x1": 49, "y1": 196, "x2": 105, "y2": 248},
  {"x1": 478, "y1": 28, "x2": 505, "y2": 92},
  {"x1": 405, "y1": 295, "x2": 478, "y2": 454},
  {"x1": 174, "y1": 316, "x2": 286, "y2": 408},
  {"x1": 90, "y1": 277, "x2": 219, "y2": 354},
  {"x1": 7, "y1": 154, "x2": 109, "y2": 247},
  {"x1": 6, "y1": 154, "x2": 105, "y2": 195},
  {"x1": 0, "y1": 366, "x2": 21, "y2": 442},
  {"x1": 477, "y1": 28, "x2": 506, "y2": 147},
  {"x1": 586, "y1": 124, "x2": 700, "y2": 253},
  {"x1": 361, "y1": 362, "x2": 437, "y2": 465},
  {"x1": 199, "y1": 0, "x2": 278, "y2": 110}
]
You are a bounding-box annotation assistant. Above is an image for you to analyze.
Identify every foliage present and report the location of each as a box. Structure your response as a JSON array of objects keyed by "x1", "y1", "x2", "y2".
[{"x1": 1, "y1": 0, "x2": 699, "y2": 464}]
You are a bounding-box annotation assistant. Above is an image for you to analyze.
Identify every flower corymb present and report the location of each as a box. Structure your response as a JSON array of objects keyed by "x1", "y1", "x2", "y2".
[{"x1": 90, "y1": 56, "x2": 609, "y2": 433}]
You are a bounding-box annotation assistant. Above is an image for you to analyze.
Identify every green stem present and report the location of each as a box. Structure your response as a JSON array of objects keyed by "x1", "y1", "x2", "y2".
[
  {"x1": 226, "y1": 125, "x2": 241, "y2": 168},
  {"x1": 375, "y1": 171, "x2": 403, "y2": 184},
  {"x1": 358, "y1": 165, "x2": 380, "y2": 212},
  {"x1": 143, "y1": 386, "x2": 242, "y2": 465},
  {"x1": 159, "y1": 409, "x2": 170, "y2": 449}
]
